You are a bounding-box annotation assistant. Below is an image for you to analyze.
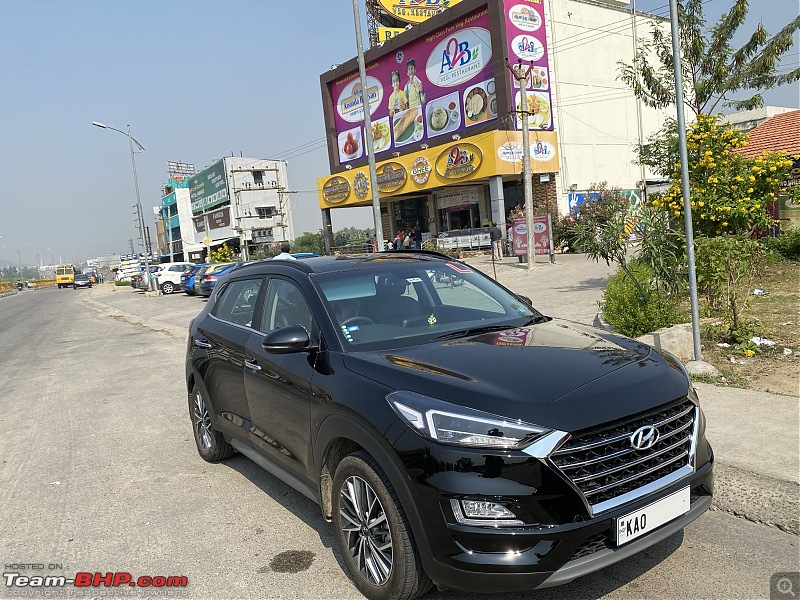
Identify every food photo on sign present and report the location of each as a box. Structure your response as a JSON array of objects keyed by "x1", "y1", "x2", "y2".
[{"x1": 328, "y1": 7, "x2": 495, "y2": 163}]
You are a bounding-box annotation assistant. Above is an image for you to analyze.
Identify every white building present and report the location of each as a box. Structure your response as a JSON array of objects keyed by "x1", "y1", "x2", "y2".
[
  {"x1": 546, "y1": 0, "x2": 671, "y2": 214},
  {"x1": 182, "y1": 157, "x2": 294, "y2": 261}
]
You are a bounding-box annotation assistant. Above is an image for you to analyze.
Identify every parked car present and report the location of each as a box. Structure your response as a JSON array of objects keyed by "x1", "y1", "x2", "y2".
[
  {"x1": 182, "y1": 263, "x2": 209, "y2": 295},
  {"x1": 186, "y1": 252, "x2": 713, "y2": 600},
  {"x1": 132, "y1": 265, "x2": 160, "y2": 290},
  {"x1": 197, "y1": 262, "x2": 236, "y2": 297},
  {"x1": 154, "y1": 262, "x2": 195, "y2": 294},
  {"x1": 72, "y1": 274, "x2": 92, "y2": 289}
]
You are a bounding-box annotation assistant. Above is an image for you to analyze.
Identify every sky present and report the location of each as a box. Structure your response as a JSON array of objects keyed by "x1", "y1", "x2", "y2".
[{"x1": 0, "y1": 0, "x2": 797, "y2": 267}]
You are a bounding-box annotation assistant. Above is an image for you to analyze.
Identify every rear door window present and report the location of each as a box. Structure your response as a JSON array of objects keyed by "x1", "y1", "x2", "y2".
[{"x1": 212, "y1": 278, "x2": 263, "y2": 328}]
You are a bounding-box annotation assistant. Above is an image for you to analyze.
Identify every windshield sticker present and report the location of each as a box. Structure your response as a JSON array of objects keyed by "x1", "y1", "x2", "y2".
[
  {"x1": 406, "y1": 277, "x2": 423, "y2": 283},
  {"x1": 428, "y1": 314, "x2": 437, "y2": 325},
  {"x1": 445, "y1": 263, "x2": 472, "y2": 273}
]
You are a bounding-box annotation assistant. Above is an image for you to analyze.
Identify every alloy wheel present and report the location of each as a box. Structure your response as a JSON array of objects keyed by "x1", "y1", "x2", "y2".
[
  {"x1": 192, "y1": 391, "x2": 212, "y2": 450},
  {"x1": 339, "y1": 475, "x2": 393, "y2": 586}
]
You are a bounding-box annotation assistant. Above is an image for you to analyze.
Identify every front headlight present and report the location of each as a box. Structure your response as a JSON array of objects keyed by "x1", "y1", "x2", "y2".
[{"x1": 387, "y1": 390, "x2": 549, "y2": 449}]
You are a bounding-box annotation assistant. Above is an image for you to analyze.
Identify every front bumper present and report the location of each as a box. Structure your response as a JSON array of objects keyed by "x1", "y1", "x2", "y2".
[{"x1": 395, "y1": 431, "x2": 714, "y2": 594}]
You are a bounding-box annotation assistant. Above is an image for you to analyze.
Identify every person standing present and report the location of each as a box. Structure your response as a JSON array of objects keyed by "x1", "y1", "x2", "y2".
[
  {"x1": 274, "y1": 242, "x2": 296, "y2": 260},
  {"x1": 413, "y1": 226, "x2": 423, "y2": 250},
  {"x1": 489, "y1": 222, "x2": 503, "y2": 261},
  {"x1": 388, "y1": 71, "x2": 408, "y2": 118},
  {"x1": 404, "y1": 58, "x2": 425, "y2": 110}
]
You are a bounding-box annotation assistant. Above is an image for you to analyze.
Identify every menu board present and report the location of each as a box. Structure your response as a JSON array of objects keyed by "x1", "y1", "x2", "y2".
[
  {"x1": 328, "y1": 7, "x2": 496, "y2": 164},
  {"x1": 504, "y1": 0, "x2": 554, "y2": 131}
]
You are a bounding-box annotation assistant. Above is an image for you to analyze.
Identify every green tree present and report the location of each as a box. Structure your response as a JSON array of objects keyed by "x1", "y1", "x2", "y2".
[
  {"x1": 618, "y1": 0, "x2": 800, "y2": 115},
  {"x1": 333, "y1": 226, "x2": 375, "y2": 248},
  {"x1": 652, "y1": 114, "x2": 796, "y2": 236},
  {"x1": 292, "y1": 232, "x2": 324, "y2": 255}
]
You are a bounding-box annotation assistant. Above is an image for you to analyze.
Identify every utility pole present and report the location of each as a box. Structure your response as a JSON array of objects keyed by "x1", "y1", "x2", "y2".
[
  {"x1": 351, "y1": 0, "x2": 384, "y2": 250},
  {"x1": 669, "y1": 0, "x2": 702, "y2": 362},
  {"x1": 508, "y1": 59, "x2": 536, "y2": 269}
]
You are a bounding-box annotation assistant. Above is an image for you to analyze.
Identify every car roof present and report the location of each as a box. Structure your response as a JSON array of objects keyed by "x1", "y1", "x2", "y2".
[{"x1": 230, "y1": 250, "x2": 453, "y2": 276}]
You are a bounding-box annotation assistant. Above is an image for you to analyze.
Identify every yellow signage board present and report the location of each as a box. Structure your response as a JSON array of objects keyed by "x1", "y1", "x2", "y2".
[
  {"x1": 377, "y1": 27, "x2": 407, "y2": 42},
  {"x1": 317, "y1": 130, "x2": 559, "y2": 209},
  {"x1": 376, "y1": 0, "x2": 462, "y2": 24}
]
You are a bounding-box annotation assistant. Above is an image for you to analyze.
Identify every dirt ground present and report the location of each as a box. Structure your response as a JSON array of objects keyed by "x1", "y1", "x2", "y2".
[{"x1": 700, "y1": 260, "x2": 799, "y2": 397}]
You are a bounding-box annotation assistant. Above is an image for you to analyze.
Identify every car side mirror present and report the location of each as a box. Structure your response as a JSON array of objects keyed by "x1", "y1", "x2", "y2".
[
  {"x1": 517, "y1": 294, "x2": 533, "y2": 307},
  {"x1": 262, "y1": 325, "x2": 319, "y2": 354}
]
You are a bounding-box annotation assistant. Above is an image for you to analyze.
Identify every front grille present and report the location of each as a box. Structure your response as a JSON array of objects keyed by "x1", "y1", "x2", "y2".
[
  {"x1": 551, "y1": 399, "x2": 696, "y2": 508},
  {"x1": 569, "y1": 534, "x2": 612, "y2": 561}
]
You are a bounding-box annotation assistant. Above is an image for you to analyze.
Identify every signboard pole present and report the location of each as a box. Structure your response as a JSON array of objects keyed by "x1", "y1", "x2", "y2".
[
  {"x1": 352, "y1": 0, "x2": 384, "y2": 251},
  {"x1": 508, "y1": 60, "x2": 536, "y2": 269}
]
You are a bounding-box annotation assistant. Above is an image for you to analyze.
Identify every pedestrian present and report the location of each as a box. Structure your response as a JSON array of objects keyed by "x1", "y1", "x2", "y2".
[
  {"x1": 394, "y1": 231, "x2": 404, "y2": 251},
  {"x1": 274, "y1": 242, "x2": 296, "y2": 260},
  {"x1": 489, "y1": 221, "x2": 503, "y2": 261},
  {"x1": 403, "y1": 231, "x2": 412, "y2": 250},
  {"x1": 413, "y1": 226, "x2": 423, "y2": 250},
  {"x1": 365, "y1": 235, "x2": 373, "y2": 254}
]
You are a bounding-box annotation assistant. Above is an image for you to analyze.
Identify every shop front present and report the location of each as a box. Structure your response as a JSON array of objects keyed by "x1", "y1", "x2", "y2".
[{"x1": 317, "y1": 130, "x2": 559, "y2": 251}]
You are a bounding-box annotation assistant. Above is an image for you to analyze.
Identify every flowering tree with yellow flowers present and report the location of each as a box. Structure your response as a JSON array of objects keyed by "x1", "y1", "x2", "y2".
[{"x1": 652, "y1": 114, "x2": 796, "y2": 237}]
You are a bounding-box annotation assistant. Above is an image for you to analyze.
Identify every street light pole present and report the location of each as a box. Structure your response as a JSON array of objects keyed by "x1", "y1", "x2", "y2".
[
  {"x1": 508, "y1": 60, "x2": 536, "y2": 270},
  {"x1": 92, "y1": 121, "x2": 154, "y2": 291}
]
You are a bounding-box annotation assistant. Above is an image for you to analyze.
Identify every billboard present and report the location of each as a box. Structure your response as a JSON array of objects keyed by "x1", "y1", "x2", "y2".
[
  {"x1": 505, "y1": 0, "x2": 554, "y2": 131},
  {"x1": 376, "y1": 0, "x2": 464, "y2": 24},
  {"x1": 167, "y1": 161, "x2": 196, "y2": 183},
  {"x1": 327, "y1": 6, "x2": 497, "y2": 165},
  {"x1": 321, "y1": 0, "x2": 555, "y2": 171},
  {"x1": 189, "y1": 159, "x2": 229, "y2": 215}
]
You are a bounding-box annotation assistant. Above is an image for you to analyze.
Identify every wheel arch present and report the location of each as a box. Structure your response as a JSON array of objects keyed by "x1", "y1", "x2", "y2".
[{"x1": 314, "y1": 415, "x2": 432, "y2": 565}]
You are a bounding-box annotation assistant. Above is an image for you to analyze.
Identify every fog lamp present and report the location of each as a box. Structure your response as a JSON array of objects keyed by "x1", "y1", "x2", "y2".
[{"x1": 451, "y1": 499, "x2": 524, "y2": 526}]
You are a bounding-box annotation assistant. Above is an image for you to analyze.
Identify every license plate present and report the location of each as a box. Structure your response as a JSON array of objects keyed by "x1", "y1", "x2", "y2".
[{"x1": 615, "y1": 487, "x2": 690, "y2": 546}]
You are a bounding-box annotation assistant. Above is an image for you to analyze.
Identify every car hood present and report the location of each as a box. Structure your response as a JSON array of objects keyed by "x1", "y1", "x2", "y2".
[{"x1": 342, "y1": 319, "x2": 690, "y2": 432}]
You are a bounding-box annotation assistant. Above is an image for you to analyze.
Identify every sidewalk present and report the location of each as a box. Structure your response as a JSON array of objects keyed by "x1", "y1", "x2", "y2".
[{"x1": 84, "y1": 257, "x2": 798, "y2": 535}]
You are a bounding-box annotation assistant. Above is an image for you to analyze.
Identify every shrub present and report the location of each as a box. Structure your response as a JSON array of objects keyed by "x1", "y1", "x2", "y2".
[
  {"x1": 695, "y1": 236, "x2": 765, "y2": 331},
  {"x1": 762, "y1": 227, "x2": 800, "y2": 261},
  {"x1": 115, "y1": 280, "x2": 131, "y2": 287},
  {"x1": 209, "y1": 243, "x2": 235, "y2": 263},
  {"x1": 601, "y1": 261, "x2": 686, "y2": 337}
]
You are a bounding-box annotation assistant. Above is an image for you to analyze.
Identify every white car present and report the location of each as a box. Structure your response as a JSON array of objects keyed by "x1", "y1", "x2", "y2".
[{"x1": 154, "y1": 262, "x2": 195, "y2": 294}]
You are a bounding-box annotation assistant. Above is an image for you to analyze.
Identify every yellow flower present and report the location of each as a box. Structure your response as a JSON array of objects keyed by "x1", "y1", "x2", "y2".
[
  {"x1": 749, "y1": 175, "x2": 756, "y2": 182},
  {"x1": 698, "y1": 201, "x2": 705, "y2": 207},
  {"x1": 743, "y1": 349, "x2": 755, "y2": 357}
]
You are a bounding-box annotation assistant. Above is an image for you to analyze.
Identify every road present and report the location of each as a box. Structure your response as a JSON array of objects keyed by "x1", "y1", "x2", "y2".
[{"x1": 1, "y1": 286, "x2": 797, "y2": 599}]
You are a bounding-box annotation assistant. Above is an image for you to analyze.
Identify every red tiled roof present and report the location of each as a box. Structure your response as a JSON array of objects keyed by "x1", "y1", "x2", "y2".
[{"x1": 739, "y1": 110, "x2": 800, "y2": 158}]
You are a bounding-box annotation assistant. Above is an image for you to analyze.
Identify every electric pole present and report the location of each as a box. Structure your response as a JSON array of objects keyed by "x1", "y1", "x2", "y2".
[{"x1": 507, "y1": 59, "x2": 536, "y2": 269}]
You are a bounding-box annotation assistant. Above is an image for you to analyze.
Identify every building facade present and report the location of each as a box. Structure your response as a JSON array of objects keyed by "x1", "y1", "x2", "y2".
[{"x1": 317, "y1": 0, "x2": 671, "y2": 249}]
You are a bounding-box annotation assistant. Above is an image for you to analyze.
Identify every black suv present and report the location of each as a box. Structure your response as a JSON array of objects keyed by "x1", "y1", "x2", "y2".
[{"x1": 185, "y1": 252, "x2": 713, "y2": 599}]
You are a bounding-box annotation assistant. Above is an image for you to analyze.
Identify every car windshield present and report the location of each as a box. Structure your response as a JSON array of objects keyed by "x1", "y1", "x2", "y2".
[{"x1": 311, "y1": 260, "x2": 543, "y2": 351}]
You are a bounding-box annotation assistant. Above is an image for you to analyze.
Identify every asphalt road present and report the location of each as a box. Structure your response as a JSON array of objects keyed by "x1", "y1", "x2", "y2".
[{"x1": 1, "y1": 286, "x2": 797, "y2": 599}]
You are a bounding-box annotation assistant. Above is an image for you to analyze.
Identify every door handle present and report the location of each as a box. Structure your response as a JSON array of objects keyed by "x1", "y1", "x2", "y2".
[
  {"x1": 193, "y1": 338, "x2": 213, "y2": 349},
  {"x1": 244, "y1": 358, "x2": 262, "y2": 371}
]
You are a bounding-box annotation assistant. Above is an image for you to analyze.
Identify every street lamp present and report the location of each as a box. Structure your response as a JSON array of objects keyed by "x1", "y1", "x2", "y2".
[{"x1": 91, "y1": 121, "x2": 154, "y2": 291}]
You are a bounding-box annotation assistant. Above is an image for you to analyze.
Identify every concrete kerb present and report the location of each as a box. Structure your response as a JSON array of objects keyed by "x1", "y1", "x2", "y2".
[{"x1": 86, "y1": 263, "x2": 799, "y2": 535}]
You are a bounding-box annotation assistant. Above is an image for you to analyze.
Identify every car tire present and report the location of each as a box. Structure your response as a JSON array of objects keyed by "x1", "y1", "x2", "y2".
[
  {"x1": 332, "y1": 451, "x2": 432, "y2": 600},
  {"x1": 161, "y1": 282, "x2": 174, "y2": 294},
  {"x1": 189, "y1": 383, "x2": 234, "y2": 462},
  {"x1": 73, "y1": 285, "x2": 77, "y2": 289}
]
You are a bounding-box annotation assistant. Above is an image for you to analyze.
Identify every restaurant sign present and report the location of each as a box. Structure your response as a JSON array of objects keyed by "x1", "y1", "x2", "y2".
[
  {"x1": 322, "y1": 176, "x2": 352, "y2": 205},
  {"x1": 435, "y1": 143, "x2": 482, "y2": 179},
  {"x1": 376, "y1": 0, "x2": 463, "y2": 24},
  {"x1": 376, "y1": 162, "x2": 408, "y2": 193}
]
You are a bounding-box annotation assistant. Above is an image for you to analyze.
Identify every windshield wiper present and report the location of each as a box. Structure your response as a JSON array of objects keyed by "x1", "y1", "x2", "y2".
[
  {"x1": 430, "y1": 316, "x2": 550, "y2": 342},
  {"x1": 431, "y1": 324, "x2": 523, "y2": 341}
]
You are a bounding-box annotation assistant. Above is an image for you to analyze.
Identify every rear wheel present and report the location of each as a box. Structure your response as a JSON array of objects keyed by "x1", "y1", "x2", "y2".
[
  {"x1": 332, "y1": 451, "x2": 431, "y2": 600},
  {"x1": 189, "y1": 383, "x2": 234, "y2": 462},
  {"x1": 161, "y1": 281, "x2": 175, "y2": 294}
]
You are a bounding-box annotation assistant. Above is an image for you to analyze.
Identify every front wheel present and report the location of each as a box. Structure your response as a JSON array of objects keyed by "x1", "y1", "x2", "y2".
[
  {"x1": 188, "y1": 383, "x2": 234, "y2": 462},
  {"x1": 332, "y1": 451, "x2": 431, "y2": 600}
]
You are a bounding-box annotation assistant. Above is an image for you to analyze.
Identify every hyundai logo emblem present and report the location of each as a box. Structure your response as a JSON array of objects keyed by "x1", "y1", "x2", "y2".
[{"x1": 630, "y1": 425, "x2": 659, "y2": 450}]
